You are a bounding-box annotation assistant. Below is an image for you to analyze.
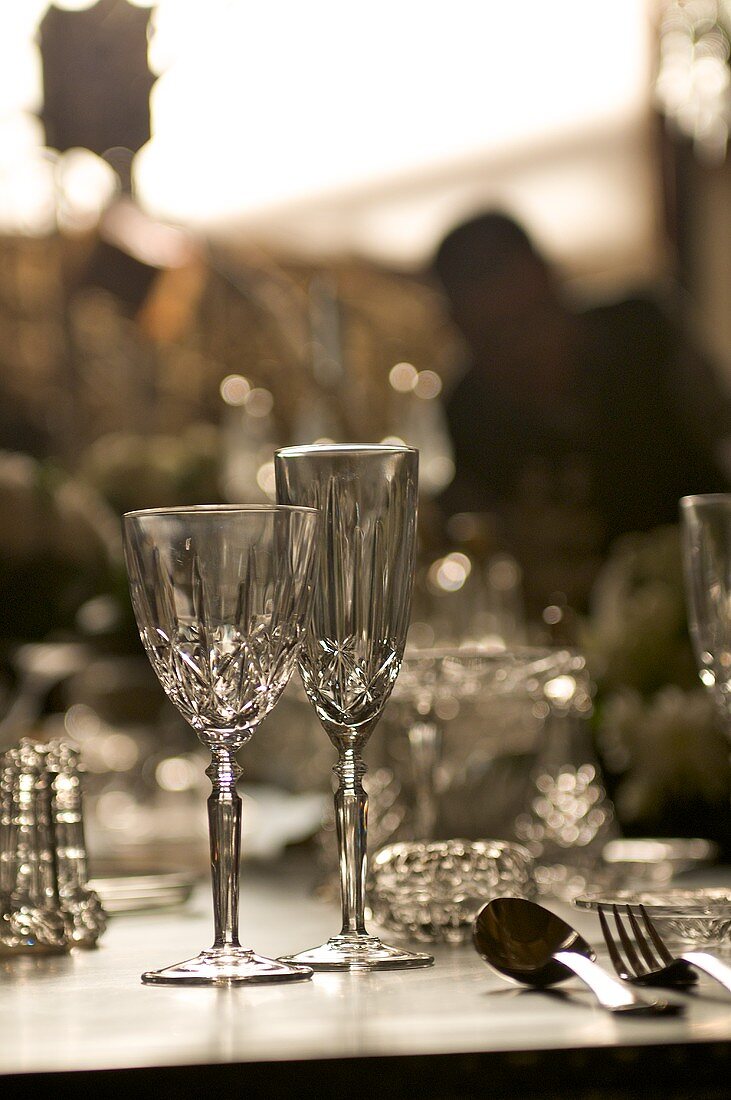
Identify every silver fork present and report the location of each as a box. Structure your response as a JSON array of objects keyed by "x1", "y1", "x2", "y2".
[{"x1": 598, "y1": 904, "x2": 731, "y2": 994}]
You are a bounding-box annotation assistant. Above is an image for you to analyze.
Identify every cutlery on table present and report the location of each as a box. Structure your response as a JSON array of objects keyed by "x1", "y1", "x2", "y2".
[
  {"x1": 472, "y1": 897, "x2": 682, "y2": 1016},
  {"x1": 598, "y1": 903, "x2": 731, "y2": 994}
]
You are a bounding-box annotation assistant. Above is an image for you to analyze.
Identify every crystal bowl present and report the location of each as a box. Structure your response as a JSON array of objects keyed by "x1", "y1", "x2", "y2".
[
  {"x1": 369, "y1": 838, "x2": 534, "y2": 944},
  {"x1": 574, "y1": 887, "x2": 731, "y2": 949}
]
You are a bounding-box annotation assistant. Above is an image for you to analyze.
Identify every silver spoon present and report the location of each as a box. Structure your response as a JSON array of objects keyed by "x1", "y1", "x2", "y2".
[{"x1": 472, "y1": 897, "x2": 682, "y2": 1015}]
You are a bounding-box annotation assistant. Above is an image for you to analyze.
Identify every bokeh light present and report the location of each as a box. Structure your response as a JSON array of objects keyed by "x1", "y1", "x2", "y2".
[
  {"x1": 155, "y1": 754, "x2": 202, "y2": 792},
  {"x1": 56, "y1": 147, "x2": 119, "y2": 231},
  {"x1": 428, "y1": 551, "x2": 472, "y2": 594},
  {"x1": 220, "y1": 374, "x2": 251, "y2": 406},
  {"x1": 412, "y1": 370, "x2": 442, "y2": 400},
  {"x1": 655, "y1": 0, "x2": 730, "y2": 164},
  {"x1": 389, "y1": 362, "x2": 418, "y2": 392},
  {"x1": 256, "y1": 460, "x2": 276, "y2": 499},
  {"x1": 245, "y1": 388, "x2": 274, "y2": 418}
]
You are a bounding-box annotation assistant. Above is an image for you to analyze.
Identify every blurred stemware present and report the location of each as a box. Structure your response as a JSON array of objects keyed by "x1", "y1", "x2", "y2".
[
  {"x1": 393, "y1": 649, "x2": 449, "y2": 840},
  {"x1": 681, "y1": 494, "x2": 731, "y2": 790},
  {"x1": 394, "y1": 645, "x2": 564, "y2": 841},
  {"x1": 275, "y1": 444, "x2": 433, "y2": 970},
  {"x1": 511, "y1": 650, "x2": 616, "y2": 899},
  {"x1": 0, "y1": 643, "x2": 90, "y2": 751},
  {"x1": 123, "y1": 504, "x2": 319, "y2": 985}
]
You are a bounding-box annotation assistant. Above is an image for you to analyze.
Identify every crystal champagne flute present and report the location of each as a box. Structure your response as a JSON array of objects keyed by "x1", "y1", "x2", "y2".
[
  {"x1": 681, "y1": 494, "x2": 731, "y2": 763},
  {"x1": 275, "y1": 444, "x2": 433, "y2": 970},
  {"x1": 123, "y1": 505, "x2": 319, "y2": 985}
]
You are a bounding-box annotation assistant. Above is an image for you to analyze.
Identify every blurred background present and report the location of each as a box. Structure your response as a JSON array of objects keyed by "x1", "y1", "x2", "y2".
[{"x1": 1, "y1": 0, "x2": 731, "y2": 873}]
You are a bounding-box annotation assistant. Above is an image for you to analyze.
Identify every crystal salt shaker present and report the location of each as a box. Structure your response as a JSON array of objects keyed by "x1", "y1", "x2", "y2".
[
  {"x1": 0, "y1": 741, "x2": 68, "y2": 954},
  {"x1": 47, "y1": 740, "x2": 106, "y2": 947}
]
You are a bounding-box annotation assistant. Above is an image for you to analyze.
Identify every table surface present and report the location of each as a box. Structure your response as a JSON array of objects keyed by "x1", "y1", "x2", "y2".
[{"x1": 3, "y1": 860, "x2": 731, "y2": 1092}]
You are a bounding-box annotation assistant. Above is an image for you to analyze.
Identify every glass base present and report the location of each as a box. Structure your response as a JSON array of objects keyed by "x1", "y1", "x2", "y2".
[
  {"x1": 279, "y1": 933, "x2": 434, "y2": 972},
  {"x1": 141, "y1": 947, "x2": 313, "y2": 986}
]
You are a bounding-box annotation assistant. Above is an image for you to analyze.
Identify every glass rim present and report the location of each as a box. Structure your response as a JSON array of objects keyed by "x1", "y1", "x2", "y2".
[
  {"x1": 275, "y1": 443, "x2": 417, "y2": 458},
  {"x1": 123, "y1": 504, "x2": 320, "y2": 520},
  {"x1": 680, "y1": 493, "x2": 731, "y2": 509}
]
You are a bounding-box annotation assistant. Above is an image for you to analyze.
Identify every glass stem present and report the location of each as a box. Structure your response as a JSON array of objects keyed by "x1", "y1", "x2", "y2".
[
  {"x1": 333, "y1": 746, "x2": 368, "y2": 937},
  {"x1": 407, "y1": 719, "x2": 441, "y2": 840},
  {"x1": 206, "y1": 746, "x2": 243, "y2": 951}
]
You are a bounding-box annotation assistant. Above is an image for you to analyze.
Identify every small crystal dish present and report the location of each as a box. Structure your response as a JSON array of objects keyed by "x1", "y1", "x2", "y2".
[
  {"x1": 574, "y1": 887, "x2": 731, "y2": 949},
  {"x1": 369, "y1": 838, "x2": 534, "y2": 944},
  {"x1": 600, "y1": 838, "x2": 718, "y2": 888},
  {"x1": 87, "y1": 872, "x2": 197, "y2": 915}
]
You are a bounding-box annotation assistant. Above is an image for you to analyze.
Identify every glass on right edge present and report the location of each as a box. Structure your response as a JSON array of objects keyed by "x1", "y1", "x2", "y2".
[{"x1": 681, "y1": 494, "x2": 731, "y2": 750}]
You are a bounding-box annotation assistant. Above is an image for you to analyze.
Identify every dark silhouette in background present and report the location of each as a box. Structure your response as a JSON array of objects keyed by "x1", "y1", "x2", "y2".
[
  {"x1": 39, "y1": 0, "x2": 153, "y2": 192},
  {"x1": 434, "y1": 211, "x2": 731, "y2": 615}
]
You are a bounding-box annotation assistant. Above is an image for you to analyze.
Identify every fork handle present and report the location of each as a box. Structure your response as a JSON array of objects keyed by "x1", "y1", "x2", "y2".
[
  {"x1": 553, "y1": 951, "x2": 676, "y2": 1014},
  {"x1": 681, "y1": 951, "x2": 731, "y2": 994}
]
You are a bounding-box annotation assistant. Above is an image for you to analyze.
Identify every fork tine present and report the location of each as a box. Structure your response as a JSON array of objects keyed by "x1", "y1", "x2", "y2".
[
  {"x1": 598, "y1": 906, "x2": 629, "y2": 978},
  {"x1": 611, "y1": 904, "x2": 648, "y2": 978},
  {"x1": 627, "y1": 906, "x2": 662, "y2": 970},
  {"x1": 638, "y1": 904, "x2": 675, "y2": 965}
]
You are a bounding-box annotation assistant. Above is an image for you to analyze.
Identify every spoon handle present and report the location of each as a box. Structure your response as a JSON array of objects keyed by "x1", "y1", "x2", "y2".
[
  {"x1": 553, "y1": 952, "x2": 679, "y2": 1015},
  {"x1": 682, "y1": 951, "x2": 731, "y2": 994}
]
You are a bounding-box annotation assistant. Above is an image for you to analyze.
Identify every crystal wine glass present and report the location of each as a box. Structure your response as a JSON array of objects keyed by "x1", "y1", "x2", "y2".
[
  {"x1": 681, "y1": 494, "x2": 731, "y2": 744},
  {"x1": 123, "y1": 504, "x2": 320, "y2": 985},
  {"x1": 275, "y1": 444, "x2": 433, "y2": 970}
]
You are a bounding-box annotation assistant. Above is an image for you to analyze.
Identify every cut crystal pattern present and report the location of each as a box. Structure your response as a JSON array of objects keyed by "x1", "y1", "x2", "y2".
[
  {"x1": 144, "y1": 619, "x2": 303, "y2": 738},
  {"x1": 369, "y1": 838, "x2": 534, "y2": 943},
  {"x1": 128, "y1": 536, "x2": 312, "y2": 742}
]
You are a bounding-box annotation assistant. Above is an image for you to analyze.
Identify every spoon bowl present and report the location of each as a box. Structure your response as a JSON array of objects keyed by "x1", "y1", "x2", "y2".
[{"x1": 473, "y1": 896, "x2": 591, "y2": 987}]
